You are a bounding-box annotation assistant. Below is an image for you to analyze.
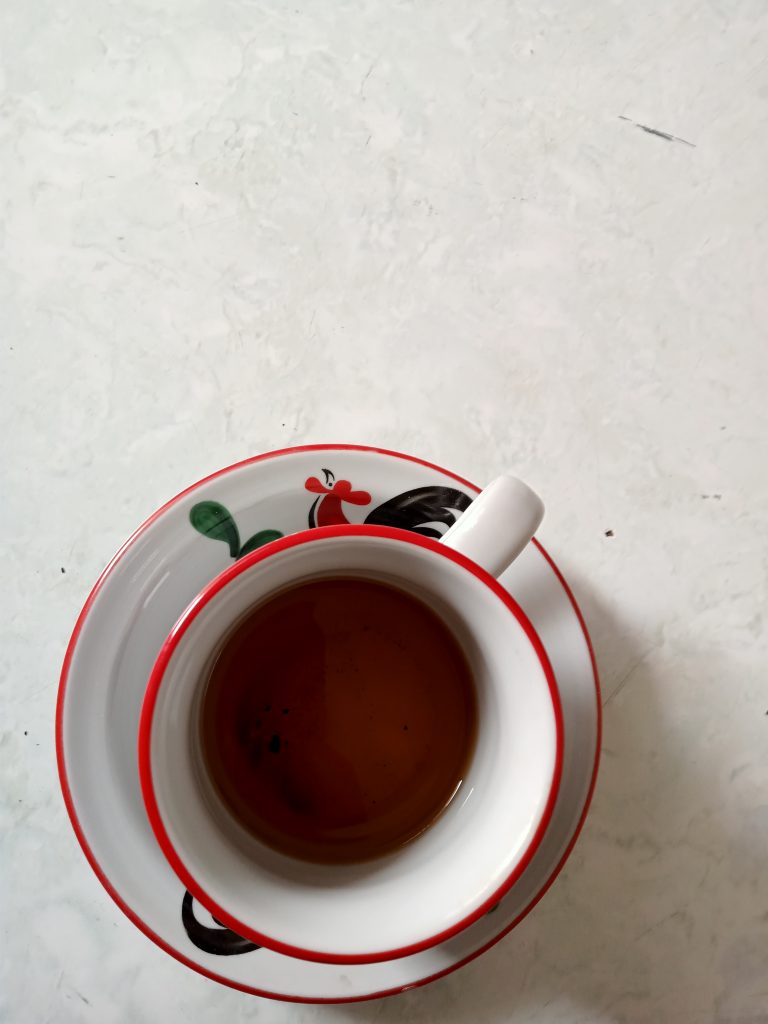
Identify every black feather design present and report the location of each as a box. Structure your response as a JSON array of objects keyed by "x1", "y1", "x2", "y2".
[
  {"x1": 181, "y1": 891, "x2": 260, "y2": 956},
  {"x1": 364, "y1": 486, "x2": 472, "y2": 538}
]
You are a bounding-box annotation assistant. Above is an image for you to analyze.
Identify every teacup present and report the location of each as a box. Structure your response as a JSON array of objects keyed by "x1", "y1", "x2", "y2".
[{"x1": 138, "y1": 476, "x2": 562, "y2": 964}]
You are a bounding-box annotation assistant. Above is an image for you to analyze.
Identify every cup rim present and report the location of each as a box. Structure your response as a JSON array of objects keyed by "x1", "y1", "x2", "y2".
[{"x1": 138, "y1": 523, "x2": 564, "y2": 965}]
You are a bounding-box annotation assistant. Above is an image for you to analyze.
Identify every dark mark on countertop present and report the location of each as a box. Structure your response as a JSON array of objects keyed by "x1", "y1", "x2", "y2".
[
  {"x1": 701, "y1": 494, "x2": 722, "y2": 500},
  {"x1": 360, "y1": 60, "x2": 377, "y2": 99},
  {"x1": 618, "y1": 115, "x2": 696, "y2": 148},
  {"x1": 61, "y1": 567, "x2": 66, "y2": 573},
  {"x1": 604, "y1": 529, "x2": 614, "y2": 537}
]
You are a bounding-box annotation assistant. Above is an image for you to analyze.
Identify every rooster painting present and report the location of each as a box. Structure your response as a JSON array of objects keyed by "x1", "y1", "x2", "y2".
[
  {"x1": 305, "y1": 468, "x2": 472, "y2": 538},
  {"x1": 182, "y1": 468, "x2": 473, "y2": 955}
]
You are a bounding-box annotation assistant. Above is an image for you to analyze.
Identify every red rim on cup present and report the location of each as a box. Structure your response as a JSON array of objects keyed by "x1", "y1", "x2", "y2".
[{"x1": 138, "y1": 524, "x2": 564, "y2": 965}]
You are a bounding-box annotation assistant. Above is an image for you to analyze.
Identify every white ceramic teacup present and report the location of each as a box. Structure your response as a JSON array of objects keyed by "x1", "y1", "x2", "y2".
[{"x1": 139, "y1": 476, "x2": 562, "y2": 965}]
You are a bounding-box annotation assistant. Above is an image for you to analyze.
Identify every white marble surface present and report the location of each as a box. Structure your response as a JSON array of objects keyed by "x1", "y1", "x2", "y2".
[{"x1": 2, "y1": 0, "x2": 768, "y2": 1020}]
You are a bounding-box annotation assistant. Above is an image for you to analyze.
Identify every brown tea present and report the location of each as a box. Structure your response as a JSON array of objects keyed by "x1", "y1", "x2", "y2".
[{"x1": 199, "y1": 577, "x2": 477, "y2": 864}]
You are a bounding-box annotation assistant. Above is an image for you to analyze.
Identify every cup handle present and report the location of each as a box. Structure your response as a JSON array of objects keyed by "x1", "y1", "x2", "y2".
[{"x1": 440, "y1": 475, "x2": 544, "y2": 579}]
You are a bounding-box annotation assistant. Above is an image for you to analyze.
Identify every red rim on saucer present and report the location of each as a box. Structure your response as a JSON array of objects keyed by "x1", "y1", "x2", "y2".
[{"x1": 57, "y1": 444, "x2": 601, "y2": 1000}]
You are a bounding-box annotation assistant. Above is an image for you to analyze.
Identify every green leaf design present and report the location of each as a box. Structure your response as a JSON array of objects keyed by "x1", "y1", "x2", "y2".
[
  {"x1": 238, "y1": 529, "x2": 284, "y2": 558},
  {"x1": 189, "y1": 501, "x2": 241, "y2": 558}
]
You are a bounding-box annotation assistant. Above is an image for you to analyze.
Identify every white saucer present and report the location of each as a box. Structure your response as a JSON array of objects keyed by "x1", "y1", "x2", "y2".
[{"x1": 57, "y1": 445, "x2": 600, "y2": 1003}]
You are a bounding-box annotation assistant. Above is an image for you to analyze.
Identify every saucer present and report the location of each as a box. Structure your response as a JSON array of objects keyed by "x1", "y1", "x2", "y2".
[{"x1": 57, "y1": 445, "x2": 600, "y2": 1003}]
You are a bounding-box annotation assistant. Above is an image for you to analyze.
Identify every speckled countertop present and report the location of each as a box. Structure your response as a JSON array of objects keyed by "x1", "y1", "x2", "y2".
[{"x1": 2, "y1": 1, "x2": 768, "y2": 1021}]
